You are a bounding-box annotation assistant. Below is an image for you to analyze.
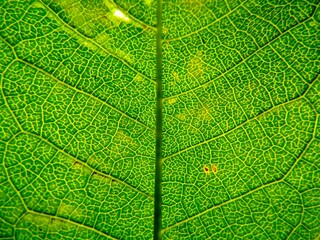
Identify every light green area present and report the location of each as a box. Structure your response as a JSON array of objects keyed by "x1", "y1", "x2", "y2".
[{"x1": 0, "y1": 0, "x2": 319, "y2": 239}]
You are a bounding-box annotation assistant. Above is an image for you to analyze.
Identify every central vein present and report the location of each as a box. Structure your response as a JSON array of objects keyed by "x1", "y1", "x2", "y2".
[{"x1": 154, "y1": 0, "x2": 163, "y2": 239}]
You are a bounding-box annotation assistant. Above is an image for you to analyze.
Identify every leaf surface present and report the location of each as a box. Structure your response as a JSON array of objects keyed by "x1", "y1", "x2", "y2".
[{"x1": 0, "y1": 0, "x2": 319, "y2": 239}]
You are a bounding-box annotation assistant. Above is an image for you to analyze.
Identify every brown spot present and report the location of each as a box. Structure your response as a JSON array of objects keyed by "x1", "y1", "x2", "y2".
[
  {"x1": 211, "y1": 164, "x2": 217, "y2": 173},
  {"x1": 203, "y1": 165, "x2": 210, "y2": 174}
]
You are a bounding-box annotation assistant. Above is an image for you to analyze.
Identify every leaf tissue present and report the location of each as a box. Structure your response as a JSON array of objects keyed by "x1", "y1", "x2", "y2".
[{"x1": 0, "y1": 0, "x2": 319, "y2": 239}]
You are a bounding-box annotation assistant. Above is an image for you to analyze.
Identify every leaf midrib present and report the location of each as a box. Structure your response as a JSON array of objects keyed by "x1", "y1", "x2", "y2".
[{"x1": 154, "y1": 0, "x2": 163, "y2": 239}]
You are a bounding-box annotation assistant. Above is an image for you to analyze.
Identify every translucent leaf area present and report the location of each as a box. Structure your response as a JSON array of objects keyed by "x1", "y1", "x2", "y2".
[{"x1": 0, "y1": 0, "x2": 319, "y2": 239}]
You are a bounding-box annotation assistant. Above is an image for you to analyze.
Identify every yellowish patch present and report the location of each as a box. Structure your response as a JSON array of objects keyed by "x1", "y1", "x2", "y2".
[
  {"x1": 50, "y1": 218, "x2": 71, "y2": 231},
  {"x1": 199, "y1": 106, "x2": 213, "y2": 121},
  {"x1": 93, "y1": 34, "x2": 115, "y2": 58},
  {"x1": 309, "y1": 21, "x2": 317, "y2": 27},
  {"x1": 31, "y1": 1, "x2": 45, "y2": 8},
  {"x1": 110, "y1": 130, "x2": 136, "y2": 156},
  {"x1": 94, "y1": 32, "x2": 111, "y2": 48},
  {"x1": 167, "y1": 97, "x2": 177, "y2": 105},
  {"x1": 173, "y1": 71, "x2": 180, "y2": 82},
  {"x1": 188, "y1": 52, "x2": 204, "y2": 80},
  {"x1": 72, "y1": 161, "x2": 92, "y2": 176},
  {"x1": 145, "y1": 0, "x2": 152, "y2": 6},
  {"x1": 32, "y1": 213, "x2": 49, "y2": 225},
  {"x1": 58, "y1": 0, "x2": 103, "y2": 35},
  {"x1": 113, "y1": 9, "x2": 130, "y2": 22},
  {"x1": 177, "y1": 113, "x2": 187, "y2": 120},
  {"x1": 115, "y1": 130, "x2": 134, "y2": 144},
  {"x1": 35, "y1": 1, "x2": 108, "y2": 52},
  {"x1": 133, "y1": 74, "x2": 144, "y2": 82},
  {"x1": 86, "y1": 155, "x2": 101, "y2": 169},
  {"x1": 184, "y1": 0, "x2": 205, "y2": 5},
  {"x1": 58, "y1": 202, "x2": 83, "y2": 217},
  {"x1": 114, "y1": 49, "x2": 134, "y2": 64}
]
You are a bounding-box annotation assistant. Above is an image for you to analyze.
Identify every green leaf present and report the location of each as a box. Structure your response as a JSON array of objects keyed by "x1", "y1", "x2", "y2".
[{"x1": 0, "y1": 0, "x2": 319, "y2": 239}]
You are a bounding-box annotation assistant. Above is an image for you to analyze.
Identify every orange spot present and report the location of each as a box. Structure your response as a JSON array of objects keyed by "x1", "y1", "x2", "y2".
[
  {"x1": 203, "y1": 165, "x2": 210, "y2": 174},
  {"x1": 211, "y1": 164, "x2": 217, "y2": 173}
]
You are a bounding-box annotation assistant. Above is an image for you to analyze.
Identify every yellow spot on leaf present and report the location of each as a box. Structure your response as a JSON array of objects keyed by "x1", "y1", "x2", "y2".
[
  {"x1": 188, "y1": 52, "x2": 204, "y2": 80},
  {"x1": 72, "y1": 161, "x2": 92, "y2": 176},
  {"x1": 145, "y1": 0, "x2": 152, "y2": 7},
  {"x1": 113, "y1": 9, "x2": 130, "y2": 22},
  {"x1": 177, "y1": 113, "x2": 186, "y2": 120},
  {"x1": 168, "y1": 97, "x2": 177, "y2": 105},
  {"x1": 58, "y1": 202, "x2": 83, "y2": 218},
  {"x1": 134, "y1": 74, "x2": 144, "y2": 82},
  {"x1": 184, "y1": 0, "x2": 205, "y2": 5},
  {"x1": 115, "y1": 49, "x2": 134, "y2": 64},
  {"x1": 50, "y1": 218, "x2": 70, "y2": 231},
  {"x1": 199, "y1": 106, "x2": 213, "y2": 121},
  {"x1": 115, "y1": 130, "x2": 134, "y2": 144},
  {"x1": 94, "y1": 32, "x2": 111, "y2": 47},
  {"x1": 173, "y1": 71, "x2": 180, "y2": 81}
]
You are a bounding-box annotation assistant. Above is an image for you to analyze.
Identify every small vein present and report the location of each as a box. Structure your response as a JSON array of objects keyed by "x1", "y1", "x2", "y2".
[
  {"x1": 1, "y1": 80, "x2": 154, "y2": 201},
  {"x1": 0, "y1": 36, "x2": 154, "y2": 131},
  {"x1": 163, "y1": 15, "x2": 313, "y2": 100},
  {"x1": 162, "y1": 136, "x2": 313, "y2": 233},
  {"x1": 162, "y1": 0, "x2": 248, "y2": 42},
  {"x1": 0, "y1": 35, "x2": 18, "y2": 59},
  {"x1": 282, "y1": 118, "x2": 318, "y2": 182},
  {"x1": 162, "y1": 98, "x2": 295, "y2": 162},
  {"x1": 0, "y1": 62, "x2": 23, "y2": 132},
  {"x1": 25, "y1": 210, "x2": 119, "y2": 240},
  {"x1": 162, "y1": 73, "x2": 319, "y2": 162},
  {"x1": 162, "y1": 180, "x2": 278, "y2": 233},
  {"x1": 24, "y1": 131, "x2": 154, "y2": 201},
  {"x1": 2, "y1": 136, "x2": 29, "y2": 213},
  {"x1": 17, "y1": 59, "x2": 154, "y2": 132},
  {"x1": 268, "y1": 44, "x2": 309, "y2": 86},
  {"x1": 38, "y1": 0, "x2": 155, "y2": 83},
  {"x1": 242, "y1": 5, "x2": 282, "y2": 34},
  {"x1": 311, "y1": 1, "x2": 320, "y2": 20},
  {"x1": 107, "y1": 0, "x2": 157, "y2": 30},
  {"x1": 284, "y1": 184, "x2": 305, "y2": 240}
]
